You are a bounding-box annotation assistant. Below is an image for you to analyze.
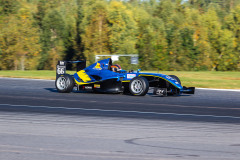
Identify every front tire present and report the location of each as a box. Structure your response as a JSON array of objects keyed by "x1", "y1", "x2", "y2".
[
  {"x1": 55, "y1": 74, "x2": 74, "y2": 93},
  {"x1": 129, "y1": 77, "x2": 149, "y2": 96}
]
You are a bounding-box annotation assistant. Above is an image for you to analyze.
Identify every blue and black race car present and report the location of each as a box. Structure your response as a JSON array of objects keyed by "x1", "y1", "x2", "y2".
[{"x1": 55, "y1": 58, "x2": 195, "y2": 96}]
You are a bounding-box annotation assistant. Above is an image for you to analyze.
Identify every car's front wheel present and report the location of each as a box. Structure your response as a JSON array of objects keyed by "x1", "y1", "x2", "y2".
[
  {"x1": 129, "y1": 77, "x2": 149, "y2": 96},
  {"x1": 55, "y1": 74, "x2": 74, "y2": 93}
]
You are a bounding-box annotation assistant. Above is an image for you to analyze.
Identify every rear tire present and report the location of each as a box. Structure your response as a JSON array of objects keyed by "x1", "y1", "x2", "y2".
[
  {"x1": 129, "y1": 77, "x2": 149, "y2": 96},
  {"x1": 55, "y1": 74, "x2": 74, "y2": 93}
]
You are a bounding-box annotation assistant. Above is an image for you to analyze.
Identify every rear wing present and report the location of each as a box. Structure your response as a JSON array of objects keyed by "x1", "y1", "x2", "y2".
[{"x1": 56, "y1": 60, "x2": 86, "y2": 77}]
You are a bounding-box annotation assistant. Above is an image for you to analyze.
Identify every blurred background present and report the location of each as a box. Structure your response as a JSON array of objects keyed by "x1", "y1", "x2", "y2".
[{"x1": 0, "y1": 0, "x2": 240, "y2": 72}]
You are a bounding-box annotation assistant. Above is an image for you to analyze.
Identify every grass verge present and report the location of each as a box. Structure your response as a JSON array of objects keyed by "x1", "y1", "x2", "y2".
[{"x1": 0, "y1": 70, "x2": 239, "y2": 89}]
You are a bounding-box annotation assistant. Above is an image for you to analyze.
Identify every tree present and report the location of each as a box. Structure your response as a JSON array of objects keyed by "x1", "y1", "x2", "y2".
[
  {"x1": 0, "y1": 0, "x2": 19, "y2": 15},
  {"x1": 223, "y1": 5, "x2": 240, "y2": 70},
  {"x1": 40, "y1": 9, "x2": 67, "y2": 69},
  {"x1": 80, "y1": 0, "x2": 110, "y2": 65},
  {"x1": 1, "y1": 0, "x2": 240, "y2": 71},
  {"x1": 135, "y1": 7, "x2": 168, "y2": 70},
  {"x1": 34, "y1": 0, "x2": 49, "y2": 28},
  {"x1": 0, "y1": 5, "x2": 41, "y2": 70},
  {"x1": 108, "y1": 1, "x2": 138, "y2": 55}
]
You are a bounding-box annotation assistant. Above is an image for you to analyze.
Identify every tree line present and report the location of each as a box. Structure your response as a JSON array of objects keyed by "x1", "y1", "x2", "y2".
[{"x1": 0, "y1": 0, "x2": 240, "y2": 71}]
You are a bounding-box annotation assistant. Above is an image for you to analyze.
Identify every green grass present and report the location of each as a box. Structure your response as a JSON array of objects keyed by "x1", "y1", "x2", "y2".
[
  {"x1": 0, "y1": 70, "x2": 66, "y2": 80},
  {"x1": 0, "y1": 70, "x2": 239, "y2": 89},
  {"x1": 147, "y1": 71, "x2": 240, "y2": 89}
]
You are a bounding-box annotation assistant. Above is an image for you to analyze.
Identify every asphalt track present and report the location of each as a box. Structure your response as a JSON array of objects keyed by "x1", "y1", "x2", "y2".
[
  {"x1": 0, "y1": 77, "x2": 240, "y2": 123},
  {"x1": 1, "y1": 77, "x2": 240, "y2": 160}
]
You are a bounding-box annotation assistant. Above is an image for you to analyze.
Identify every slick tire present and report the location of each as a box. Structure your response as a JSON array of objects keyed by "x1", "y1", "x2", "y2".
[
  {"x1": 129, "y1": 77, "x2": 149, "y2": 96},
  {"x1": 55, "y1": 74, "x2": 74, "y2": 93}
]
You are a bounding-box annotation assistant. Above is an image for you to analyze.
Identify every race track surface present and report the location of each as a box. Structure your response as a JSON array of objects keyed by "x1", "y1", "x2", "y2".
[
  {"x1": 0, "y1": 78, "x2": 239, "y2": 123},
  {"x1": 1, "y1": 112, "x2": 240, "y2": 160},
  {"x1": 0, "y1": 78, "x2": 240, "y2": 160}
]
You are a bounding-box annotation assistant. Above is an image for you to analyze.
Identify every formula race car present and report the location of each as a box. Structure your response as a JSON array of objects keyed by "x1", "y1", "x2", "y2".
[{"x1": 55, "y1": 58, "x2": 195, "y2": 96}]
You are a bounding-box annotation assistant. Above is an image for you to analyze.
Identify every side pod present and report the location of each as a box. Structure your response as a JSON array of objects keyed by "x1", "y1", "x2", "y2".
[{"x1": 182, "y1": 87, "x2": 195, "y2": 94}]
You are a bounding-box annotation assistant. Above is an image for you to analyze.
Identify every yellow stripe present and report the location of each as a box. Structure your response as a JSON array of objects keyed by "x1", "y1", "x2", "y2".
[
  {"x1": 77, "y1": 70, "x2": 91, "y2": 82},
  {"x1": 74, "y1": 79, "x2": 96, "y2": 85}
]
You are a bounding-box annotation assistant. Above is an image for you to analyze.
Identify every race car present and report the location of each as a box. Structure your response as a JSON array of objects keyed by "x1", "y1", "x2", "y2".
[{"x1": 55, "y1": 58, "x2": 195, "y2": 96}]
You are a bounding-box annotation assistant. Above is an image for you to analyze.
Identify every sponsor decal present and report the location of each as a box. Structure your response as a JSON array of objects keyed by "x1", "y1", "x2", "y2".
[
  {"x1": 166, "y1": 76, "x2": 176, "y2": 81},
  {"x1": 94, "y1": 84, "x2": 100, "y2": 88},
  {"x1": 166, "y1": 75, "x2": 175, "y2": 81},
  {"x1": 165, "y1": 76, "x2": 179, "y2": 85},
  {"x1": 127, "y1": 74, "x2": 136, "y2": 79},
  {"x1": 60, "y1": 61, "x2": 65, "y2": 66},
  {"x1": 84, "y1": 86, "x2": 92, "y2": 90},
  {"x1": 94, "y1": 63, "x2": 102, "y2": 70}
]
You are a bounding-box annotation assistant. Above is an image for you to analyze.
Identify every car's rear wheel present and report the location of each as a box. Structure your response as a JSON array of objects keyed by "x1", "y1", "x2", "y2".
[
  {"x1": 129, "y1": 77, "x2": 149, "y2": 96},
  {"x1": 55, "y1": 74, "x2": 74, "y2": 93}
]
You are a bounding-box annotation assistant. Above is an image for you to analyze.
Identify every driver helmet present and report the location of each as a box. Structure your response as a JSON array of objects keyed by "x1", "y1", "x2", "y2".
[{"x1": 111, "y1": 64, "x2": 121, "y2": 72}]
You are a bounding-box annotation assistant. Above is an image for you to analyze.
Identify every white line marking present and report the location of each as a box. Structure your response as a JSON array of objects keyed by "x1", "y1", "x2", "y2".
[
  {"x1": 0, "y1": 77, "x2": 54, "y2": 82},
  {"x1": 1, "y1": 95, "x2": 240, "y2": 110},
  {"x1": 197, "y1": 88, "x2": 240, "y2": 92},
  {"x1": 0, "y1": 103, "x2": 239, "y2": 120}
]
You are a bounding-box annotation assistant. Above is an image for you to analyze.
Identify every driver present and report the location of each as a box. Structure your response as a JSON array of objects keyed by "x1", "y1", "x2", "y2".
[{"x1": 111, "y1": 64, "x2": 121, "y2": 72}]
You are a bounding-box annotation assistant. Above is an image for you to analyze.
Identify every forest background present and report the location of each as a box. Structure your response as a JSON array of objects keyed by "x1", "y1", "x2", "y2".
[{"x1": 0, "y1": 0, "x2": 240, "y2": 72}]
